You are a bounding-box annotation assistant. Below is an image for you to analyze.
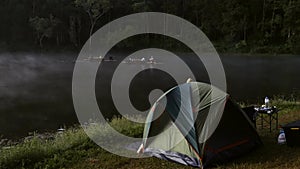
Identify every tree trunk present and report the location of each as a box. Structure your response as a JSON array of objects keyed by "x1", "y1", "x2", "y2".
[
  {"x1": 287, "y1": 0, "x2": 292, "y2": 40},
  {"x1": 90, "y1": 21, "x2": 95, "y2": 40},
  {"x1": 77, "y1": 16, "x2": 82, "y2": 46},
  {"x1": 56, "y1": 33, "x2": 60, "y2": 46},
  {"x1": 88, "y1": 20, "x2": 95, "y2": 58},
  {"x1": 262, "y1": 0, "x2": 266, "y2": 31},
  {"x1": 271, "y1": 2, "x2": 276, "y2": 35},
  {"x1": 87, "y1": 10, "x2": 105, "y2": 58},
  {"x1": 243, "y1": 15, "x2": 247, "y2": 41},
  {"x1": 195, "y1": 11, "x2": 199, "y2": 26},
  {"x1": 39, "y1": 34, "x2": 45, "y2": 48},
  {"x1": 69, "y1": 16, "x2": 78, "y2": 47},
  {"x1": 32, "y1": 0, "x2": 36, "y2": 16}
]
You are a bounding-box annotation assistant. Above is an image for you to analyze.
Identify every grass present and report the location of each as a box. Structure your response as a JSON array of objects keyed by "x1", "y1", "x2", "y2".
[{"x1": 1, "y1": 99, "x2": 300, "y2": 169}]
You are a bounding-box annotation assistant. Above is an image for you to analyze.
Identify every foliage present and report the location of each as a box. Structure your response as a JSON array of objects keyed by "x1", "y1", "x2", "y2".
[
  {"x1": 109, "y1": 116, "x2": 144, "y2": 137},
  {"x1": 74, "y1": 0, "x2": 111, "y2": 37},
  {"x1": 29, "y1": 15, "x2": 60, "y2": 47},
  {"x1": 1, "y1": 0, "x2": 300, "y2": 53}
]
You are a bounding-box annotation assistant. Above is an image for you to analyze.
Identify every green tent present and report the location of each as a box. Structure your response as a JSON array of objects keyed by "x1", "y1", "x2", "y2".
[{"x1": 137, "y1": 82, "x2": 261, "y2": 168}]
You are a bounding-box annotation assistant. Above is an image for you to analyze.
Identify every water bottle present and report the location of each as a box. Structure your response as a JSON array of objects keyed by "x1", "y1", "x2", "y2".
[
  {"x1": 278, "y1": 128, "x2": 286, "y2": 144},
  {"x1": 264, "y1": 96, "x2": 270, "y2": 108}
]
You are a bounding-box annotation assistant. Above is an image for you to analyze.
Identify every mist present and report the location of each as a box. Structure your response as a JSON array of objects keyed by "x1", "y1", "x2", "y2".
[{"x1": 0, "y1": 52, "x2": 76, "y2": 138}]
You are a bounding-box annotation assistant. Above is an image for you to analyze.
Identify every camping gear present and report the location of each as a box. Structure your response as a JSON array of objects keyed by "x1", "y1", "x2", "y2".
[
  {"x1": 283, "y1": 120, "x2": 300, "y2": 146},
  {"x1": 264, "y1": 97, "x2": 270, "y2": 108},
  {"x1": 138, "y1": 82, "x2": 262, "y2": 168},
  {"x1": 241, "y1": 106, "x2": 279, "y2": 132},
  {"x1": 255, "y1": 107, "x2": 279, "y2": 132},
  {"x1": 277, "y1": 128, "x2": 286, "y2": 144}
]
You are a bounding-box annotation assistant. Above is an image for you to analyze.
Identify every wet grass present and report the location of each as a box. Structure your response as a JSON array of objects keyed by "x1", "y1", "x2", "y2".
[{"x1": 0, "y1": 99, "x2": 300, "y2": 169}]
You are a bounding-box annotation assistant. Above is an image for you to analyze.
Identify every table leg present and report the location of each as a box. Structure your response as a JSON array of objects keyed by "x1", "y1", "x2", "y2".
[
  {"x1": 261, "y1": 114, "x2": 263, "y2": 130},
  {"x1": 269, "y1": 114, "x2": 272, "y2": 132},
  {"x1": 276, "y1": 112, "x2": 278, "y2": 129}
]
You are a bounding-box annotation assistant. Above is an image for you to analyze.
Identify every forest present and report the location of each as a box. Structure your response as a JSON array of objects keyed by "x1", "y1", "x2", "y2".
[{"x1": 0, "y1": 0, "x2": 300, "y2": 54}]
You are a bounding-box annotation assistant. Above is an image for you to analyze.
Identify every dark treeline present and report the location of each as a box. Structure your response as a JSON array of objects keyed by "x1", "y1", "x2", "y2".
[{"x1": 0, "y1": 0, "x2": 300, "y2": 54}]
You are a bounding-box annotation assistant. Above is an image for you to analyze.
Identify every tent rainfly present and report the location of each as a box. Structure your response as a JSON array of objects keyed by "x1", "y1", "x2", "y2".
[{"x1": 137, "y1": 82, "x2": 262, "y2": 168}]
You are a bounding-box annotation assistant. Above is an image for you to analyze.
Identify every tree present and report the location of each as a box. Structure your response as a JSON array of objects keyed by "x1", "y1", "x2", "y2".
[
  {"x1": 283, "y1": 0, "x2": 300, "y2": 53},
  {"x1": 132, "y1": 0, "x2": 151, "y2": 12},
  {"x1": 29, "y1": 15, "x2": 60, "y2": 48},
  {"x1": 69, "y1": 15, "x2": 82, "y2": 47},
  {"x1": 198, "y1": 0, "x2": 223, "y2": 41},
  {"x1": 220, "y1": 0, "x2": 251, "y2": 43},
  {"x1": 74, "y1": 0, "x2": 111, "y2": 42}
]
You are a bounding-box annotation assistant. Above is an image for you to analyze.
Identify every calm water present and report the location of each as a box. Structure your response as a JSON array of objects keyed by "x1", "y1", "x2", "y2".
[{"x1": 0, "y1": 52, "x2": 299, "y2": 138}]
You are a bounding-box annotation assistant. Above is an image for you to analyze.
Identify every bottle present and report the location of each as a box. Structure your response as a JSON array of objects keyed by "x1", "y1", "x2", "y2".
[
  {"x1": 264, "y1": 96, "x2": 270, "y2": 108},
  {"x1": 278, "y1": 128, "x2": 286, "y2": 144}
]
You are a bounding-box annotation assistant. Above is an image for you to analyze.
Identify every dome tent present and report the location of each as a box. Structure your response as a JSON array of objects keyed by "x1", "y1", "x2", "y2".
[{"x1": 137, "y1": 82, "x2": 261, "y2": 168}]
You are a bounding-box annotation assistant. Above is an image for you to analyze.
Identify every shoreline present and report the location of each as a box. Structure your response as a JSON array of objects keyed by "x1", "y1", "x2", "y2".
[
  {"x1": 0, "y1": 100, "x2": 299, "y2": 168},
  {"x1": 1, "y1": 99, "x2": 299, "y2": 147},
  {"x1": 0, "y1": 48, "x2": 299, "y2": 57}
]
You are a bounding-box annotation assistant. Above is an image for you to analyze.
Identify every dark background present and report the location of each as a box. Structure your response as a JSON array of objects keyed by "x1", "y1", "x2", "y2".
[{"x1": 0, "y1": 0, "x2": 299, "y2": 54}]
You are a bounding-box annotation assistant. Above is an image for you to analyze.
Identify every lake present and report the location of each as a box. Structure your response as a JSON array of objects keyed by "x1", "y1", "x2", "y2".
[{"x1": 0, "y1": 52, "x2": 299, "y2": 138}]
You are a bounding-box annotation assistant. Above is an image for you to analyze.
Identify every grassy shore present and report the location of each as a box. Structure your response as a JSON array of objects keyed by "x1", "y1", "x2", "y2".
[{"x1": 1, "y1": 99, "x2": 300, "y2": 169}]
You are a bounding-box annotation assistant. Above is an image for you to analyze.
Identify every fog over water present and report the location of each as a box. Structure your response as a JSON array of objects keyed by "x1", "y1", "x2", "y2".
[
  {"x1": 0, "y1": 52, "x2": 76, "y2": 138},
  {"x1": 0, "y1": 52, "x2": 299, "y2": 138}
]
